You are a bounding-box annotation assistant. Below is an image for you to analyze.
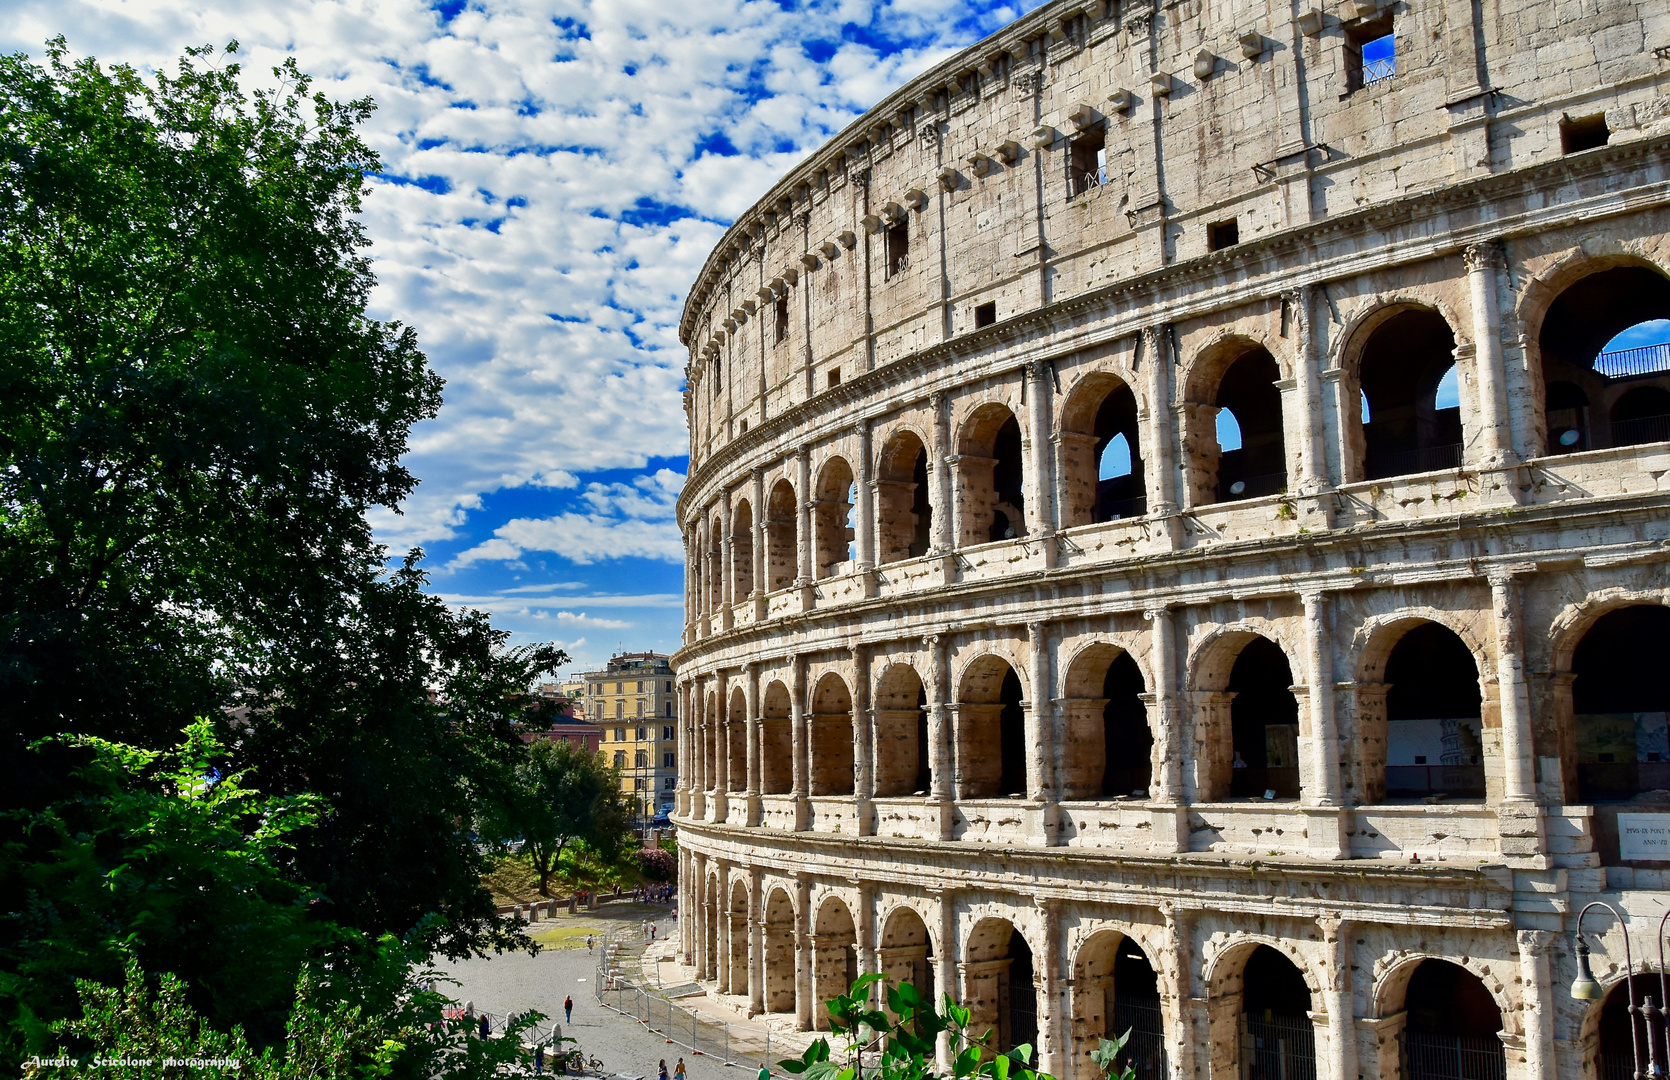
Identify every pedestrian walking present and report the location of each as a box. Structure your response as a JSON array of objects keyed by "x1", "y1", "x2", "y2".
[
  {"x1": 587, "y1": 935, "x2": 594, "y2": 953},
  {"x1": 674, "y1": 1059, "x2": 687, "y2": 1080},
  {"x1": 659, "y1": 1060, "x2": 669, "y2": 1080},
  {"x1": 758, "y1": 1064, "x2": 770, "y2": 1080},
  {"x1": 535, "y1": 1046, "x2": 545, "y2": 1075},
  {"x1": 564, "y1": 995, "x2": 574, "y2": 1024},
  {"x1": 650, "y1": 922, "x2": 657, "y2": 940},
  {"x1": 479, "y1": 1014, "x2": 490, "y2": 1039}
]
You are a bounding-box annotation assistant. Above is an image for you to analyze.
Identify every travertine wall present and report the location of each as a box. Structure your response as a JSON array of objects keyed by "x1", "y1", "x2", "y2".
[{"x1": 673, "y1": 1, "x2": 1670, "y2": 1078}]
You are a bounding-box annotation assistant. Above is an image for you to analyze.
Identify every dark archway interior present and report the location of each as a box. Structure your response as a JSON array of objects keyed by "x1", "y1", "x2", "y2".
[
  {"x1": 1111, "y1": 945, "x2": 1166, "y2": 1080},
  {"x1": 991, "y1": 415, "x2": 1026, "y2": 542},
  {"x1": 910, "y1": 446, "x2": 932, "y2": 558},
  {"x1": 1005, "y1": 933, "x2": 1037, "y2": 1053},
  {"x1": 1229, "y1": 638, "x2": 1300, "y2": 799},
  {"x1": 1215, "y1": 349, "x2": 1286, "y2": 501},
  {"x1": 1242, "y1": 945, "x2": 1311, "y2": 1018},
  {"x1": 1103, "y1": 652, "x2": 1152, "y2": 796},
  {"x1": 1613, "y1": 386, "x2": 1670, "y2": 424},
  {"x1": 1599, "y1": 975, "x2": 1670, "y2": 1080},
  {"x1": 1385, "y1": 623, "x2": 1484, "y2": 798},
  {"x1": 999, "y1": 669, "x2": 1027, "y2": 796},
  {"x1": 1574, "y1": 605, "x2": 1670, "y2": 801},
  {"x1": 1359, "y1": 309, "x2": 1461, "y2": 479},
  {"x1": 914, "y1": 684, "x2": 932, "y2": 794},
  {"x1": 1402, "y1": 961, "x2": 1506, "y2": 1080},
  {"x1": 1093, "y1": 383, "x2": 1145, "y2": 521},
  {"x1": 1541, "y1": 266, "x2": 1670, "y2": 454}
]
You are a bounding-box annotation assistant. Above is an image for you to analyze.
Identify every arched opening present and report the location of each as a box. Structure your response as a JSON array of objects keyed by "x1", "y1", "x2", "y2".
[
  {"x1": 1060, "y1": 375, "x2": 1146, "y2": 527},
  {"x1": 728, "y1": 878, "x2": 751, "y2": 997},
  {"x1": 966, "y1": 919, "x2": 1036, "y2": 1056},
  {"x1": 766, "y1": 480, "x2": 798, "y2": 591},
  {"x1": 1237, "y1": 946, "x2": 1316, "y2": 1080},
  {"x1": 1595, "y1": 974, "x2": 1669, "y2": 1080},
  {"x1": 728, "y1": 687, "x2": 747, "y2": 793},
  {"x1": 1383, "y1": 623, "x2": 1484, "y2": 800},
  {"x1": 760, "y1": 681, "x2": 793, "y2": 795},
  {"x1": 1397, "y1": 960, "x2": 1505, "y2": 1080},
  {"x1": 1060, "y1": 645, "x2": 1151, "y2": 800},
  {"x1": 1573, "y1": 605, "x2": 1670, "y2": 802},
  {"x1": 708, "y1": 516, "x2": 725, "y2": 610},
  {"x1": 1355, "y1": 308, "x2": 1463, "y2": 479},
  {"x1": 1072, "y1": 932, "x2": 1167, "y2": 1079},
  {"x1": 809, "y1": 672, "x2": 855, "y2": 797},
  {"x1": 732, "y1": 500, "x2": 754, "y2": 601},
  {"x1": 956, "y1": 656, "x2": 1027, "y2": 798},
  {"x1": 814, "y1": 458, "x2": 855, "y2": 579},
  {"x1": 1539, "y1": 264, "x2": 1670, "y2": 454},
  {"x1": 813, "y1": 898, "x2": 858, "y2": 1030},
  {"x1": 763, "y1": 888, "x2": 797, "y2": 1014},
  {"x1": 877, "y1": 430, "x2": 933, "y2": 564},
  {"x1": 1228, "y1": 638, "x2": 1301, "y2": 800},
  {"x1": 958, "y1": 404, "x2": 1027, "y2": 545},
  {"x1": 1198, "y1": 347, "x2": 1286, "y2": 504},
  {"x1": 874, "y1": 664, "x2": 930, "y2": 797},
  {"x1": 703, "y1": 692, "x2": 719, "y2": 791},
  {"x1": 878, "y1": 907, "x2": 935, "y2": 1026}
]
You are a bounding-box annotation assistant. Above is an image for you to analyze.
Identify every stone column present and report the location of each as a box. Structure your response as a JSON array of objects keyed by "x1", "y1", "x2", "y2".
[
  {"x1": 1026, "y1": 621, "x2": 1059, "y2": 845},
  {"x1": 714, "y1": 669, "x2": 731, "y2": 821},
  {"x1": 795, "y1": 875, "x2": 814, "y2": 1030},
  {"x1": 1491, "y1": 573, "x2": 1537, "y2": 804},
  {"x1": 934, "y1": 889, "x2": 959, "y2": 1072},
  {"x1": 749, "y1": 867, "x2": 766, "y2": 1016},
  {"x1": 853, "y1": 643, "x2": 875, "y2": 835},
  {"x1": 715, "y1": 860, "x2": 733, "y2": 993},
  {"x1": 1160, "y1": 904, "x2": 1196, "y2": 1080},
  {"x1": 792, "y1": 655, "x2": 811, "y2": 831},
  {"x1": 745, "y1": 662, "x2": 763, "y2": 826},
  {"x1": 1035, "y1": 898, "x2": 1064, "y2": 1078},
  {"x1": 720, "y1": 489, "x2": 735, "y2": 630},
  {"x1": 797, "y1": 448, "x2": 815, "y2": 610},
  {"x1": 693, "y1": 851, "x2": 710, "y2": 979},
  {"x1": 1464, "y1": 242, "x2": 1518, "y2": 468},
  {"x1": 1301, "y1": 593, "x2": 1346, "y2": 812},
  {"x1": 858, "y1": 883, "x2": 878, "y2": 1007},
  {"x1": 1318, "y1": 915, "x2": 1357, "y2": 1080},
  {"x1": 926, "y1": 633, "x2": 955, "y2": 840},
  {"x1": 1517, "y1": 930, "x2": 1554, "y2": 1080},
  {"x1": 752, "y1": 468, "x2": 768, "y2": 618},
  {"x1": 854, "y1": 420, "x2": 876, "y2": 590},
  {"x1": 932, "y1": 393, "x2": 957, "y2": 584},
  {"x1": 1141, "y1": 327, "x2": 1178, "y2": 516},
  {"x1": 1287, "y1": 287, "x2": 1334, "y2": 531},
  {"x1": 1025, "y1": 360, "x2": 1058, "y2": 566}
]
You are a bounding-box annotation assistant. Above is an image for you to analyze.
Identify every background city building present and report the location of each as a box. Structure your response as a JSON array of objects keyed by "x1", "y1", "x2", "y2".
[{"x1": 583, "y1": 652, "x2": 679, "y2": 819}]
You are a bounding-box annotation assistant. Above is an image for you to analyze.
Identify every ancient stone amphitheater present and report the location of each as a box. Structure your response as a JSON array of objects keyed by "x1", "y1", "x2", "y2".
[{"x1": 671, "y1": 2, "x2": 1670, "y2": 1078}]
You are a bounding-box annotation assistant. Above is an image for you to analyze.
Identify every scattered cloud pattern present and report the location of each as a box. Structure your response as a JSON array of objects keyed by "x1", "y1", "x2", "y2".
[{"x1": 2, "y1": 0, "x2": 1042, "y2": 668}]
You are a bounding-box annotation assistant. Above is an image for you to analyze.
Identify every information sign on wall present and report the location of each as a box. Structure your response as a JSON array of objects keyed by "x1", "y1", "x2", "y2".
[{"x1": 1618, "y1": 813, "x2": 1670, "y2": 861}]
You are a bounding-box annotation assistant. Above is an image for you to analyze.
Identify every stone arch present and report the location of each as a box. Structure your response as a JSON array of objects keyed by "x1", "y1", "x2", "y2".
[
  {"x1": 1059, "y1": 370, "x2": 1146, "y2": 527},
  {"x1": 814, "y1": 456, "x2": 855, "y2": 579},
  {"x1": 809, "y1": 671, "x2": 855, "y2": 796},
  {"x1": 1180, "y1": 334, "x2": 1289, "y2": 507},
  {"x1": 1203, "y1": 937, "x2": 1321, "y2": 1080},
  {"x1": 957, "y1": 401, "x2": 1027, "y2": 544},
  {"x1": 964, "y1": 917, "x2": 1037, "y2": 1055},
  {"x1": 703, "y1": 690, "x2": 720, "y2": 791},
  {"x1": 1059, "y1": 642, "x2": 1153, "y2": 800},
  {"x1": 955, "y1": 653, "x2": 1029, "y2": 798},
  {"x1": 766, "y1": 479, "x2": 798, "y2": 591},
  {"x1": 1336, "y1": 301, "x2": 1466, "y2": 483},
  {"x1": 1550, "y1": 600, "x2": 1670, "y2": 807},
  {"x1": 708, "y1": 513, "x2": 725, "y2": 611},
  {"x1": 727, "y1": 685, "x2": 748, "y2": 793},
  {"x1": 877, "y1": 904, "x2": 936, "y2": 1018},
  {"x1": 760, "y1": 679, "x2": 793, "y2": 795},
  {"x1": 812, "y1": 895, "x2": 859, "y2": 1030},
  {"x1": 1070, "y1": 929, "x2": 1168, "y2": 1079},
  {"x1": 876, "y1": 426, "x2": 934, "y2": 564},
  {"x1": 702, "y1": 869, "x2": 722, "y2": 981},
  {"x1": 1370, "y1": 952, "x2": 1516, "y2": 1032},
  {"x1": 1186, "y1": 626, "x2": 1306, "y2": 802},
  {"x1": 762, "y1": 885, "x2": 797, "y2": 1014},
  {"x1": 727, "y1": 876, "x2": 752, "y2": 998},
  {"x1": 1576, "y1": 968, "x2": 1670, "y2": 1080},
  {"x1": 731, "y1": 498, "x2": 754, "y2": 602},
  {"x1": 874, "y1": 662, "x2": 930, "y2": 797}
]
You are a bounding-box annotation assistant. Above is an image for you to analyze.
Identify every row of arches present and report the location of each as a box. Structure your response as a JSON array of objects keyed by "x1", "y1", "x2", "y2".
[
  {"x1": 691, "y1": 602, "x2": 1670, "y2": 808},
  {"x1": 693, "y1": 884, "x2": 1511, "y2": 1080},
  {"x1": 689, "y1": 261, "x2": 1670, "y2": 612}
]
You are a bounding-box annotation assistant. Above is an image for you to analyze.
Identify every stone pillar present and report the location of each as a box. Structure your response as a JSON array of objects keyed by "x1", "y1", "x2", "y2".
[
  {"x1": 1318, "y1": 915, "x2": 1357, "y2": 1080},
  {"x1": 858, "y1": 883, "x2": 879, "y2": 1007},
  {"x1": 720, "y1": 489, "x2": 735, "y2": 630},
  {"x1": 1035, "y1": 898, "x2": 1064, "y2": 1078},
  {"x1": 1147, "y1": 606, "x2": 1187, "y2": 853},
  {"x1": 1026, "y1": 621, "x2": 1059, "y2": 845},
  {"x1": 1141, "y1": 327, "x2": 1178, "y2": 516},
  {"x1": 715, "y1": 860, "x2": 733, "y2": 994},
  {"x1": 792, "y1": 655, "x2": 811, "y2": 831},
  {"x1": 714, "y1": 669, "x2": 731, "y2": 821},
  {"x1": 795, "y1": 875, "x2": 814, "y2": 1030},
  {"x1": 745, "y1": 662, "x2": 762, "y2": 826},
  {"x1": 752, "y1": 468, "x2": 768, "y2": 618},
  {"x1": 932, "y1": 393, "x2": 957, "y2": 583},
  {"x1": 1160, "y1": 904, "x2": 1196, "y2": 1080},
  {"x1": 935, "y1": 889, "x2": 959, "y2": 1072},
  {"x1": 797, "y1": 448, "x2": 815, "y2": 610},
  {"x1": 749, "y1": 867, "x2": 766, "y2": 1016},
  {"x1": 1463, "y1": 242, "x2": 1518, "y2": 469},
  {"x1": 1491, "y1": 572, "x2": 1545, "y2": 866},
  {"x1": 1301, "y1": 593, "x2": 1345, "y2": 808},
  {"x1": 853, "y1": 420, "x2": 876, "y2": 587},
  {"x1": 1025, "y1": 360, "x2": 1057, "y2": 566},
  {"x1": 1287, "y1": 287, "x2": 1334, "y2": 531},
  {"x1": 853, "y1": 643, "x2": 875, "y2": 835},
  {"x1": 693, "y1": 851, "x2": 710, "y2": 979},
  {"x1": 1517, "y1": 930, "x2": 1554, "y2": 1080},
  {"x1": 926, "y1": 633, "x2": 955, "y2": 840}
]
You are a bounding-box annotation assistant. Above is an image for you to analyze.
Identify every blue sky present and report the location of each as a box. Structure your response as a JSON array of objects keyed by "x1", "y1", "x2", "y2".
[{"x1": 4, "y1": 0, "x2": 1043, "y2": 671}]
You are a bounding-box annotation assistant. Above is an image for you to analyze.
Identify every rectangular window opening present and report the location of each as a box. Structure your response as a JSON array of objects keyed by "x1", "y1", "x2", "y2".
[
  {"x1": 974, "y1": 301, "x2": 997, "y2": 329},
  {"x1": 1208, "y1": 219, "x2": 1240, "y2": 251},
  {"x1": 1345, "y1": 16, "x2": 1395, "y2": 92},
  {"x1": 1068, "y1": 129, "x2": 1106, "y2": 197},
  {"x1": 774, "y1": 292, "x2": 789, "y2": 343},
  {"x1": 828, "y1": 366, "x2": 841, "y2": 388},
  {"x1": 884, "y1": 220, "x2": 909, "y2": 280},
  {"x1": 1561, "y1": 112, "x2": 1610, "y2": 154}
]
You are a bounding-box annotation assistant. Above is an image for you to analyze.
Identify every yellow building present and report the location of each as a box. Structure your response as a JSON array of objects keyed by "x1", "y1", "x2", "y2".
[{"x1": 582, "y1": 652, "x2": 678, "y2": 820}]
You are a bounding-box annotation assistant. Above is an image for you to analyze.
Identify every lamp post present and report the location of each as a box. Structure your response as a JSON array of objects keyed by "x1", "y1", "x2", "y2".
[{"x1": 1571, "y1": 900, "x2": 1668, "y2": 1080}]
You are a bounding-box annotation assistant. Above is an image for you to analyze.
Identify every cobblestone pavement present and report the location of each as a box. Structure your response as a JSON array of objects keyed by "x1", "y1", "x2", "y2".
[{"x1": 434, "y1": 901, "x2": 754, "y2": 1080}]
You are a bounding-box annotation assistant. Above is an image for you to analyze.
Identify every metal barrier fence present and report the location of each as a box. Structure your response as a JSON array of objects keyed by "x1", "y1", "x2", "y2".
[{"x1": 1403, "y1": 1031, "x2": 1506, "y2": 1080}]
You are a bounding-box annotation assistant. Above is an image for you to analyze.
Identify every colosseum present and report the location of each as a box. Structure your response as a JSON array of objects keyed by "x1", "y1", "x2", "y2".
[{"x1": 670, "y1": 2, "x2": 1670, "y2": 1078}]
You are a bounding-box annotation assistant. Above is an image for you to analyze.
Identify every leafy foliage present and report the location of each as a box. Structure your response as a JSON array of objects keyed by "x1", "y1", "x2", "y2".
[
  {"x1": 636, "y1": 847, "x2": 675, "y2": 882},
  {"x1": 483, "y1": 738, "x2": 631, "y2": 897},
  {"x1": 1087, "y1": 1031, "x2": 1137, "y2": 1080},
  {"x1": 780, "y1": 975, "x2": 1046, "y2": 1080}
]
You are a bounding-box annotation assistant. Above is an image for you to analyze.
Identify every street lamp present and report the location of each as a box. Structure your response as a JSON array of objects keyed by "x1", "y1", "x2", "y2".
[{"x1": 1572, "y1": 900, "x2": 1670, "y2": 1080}]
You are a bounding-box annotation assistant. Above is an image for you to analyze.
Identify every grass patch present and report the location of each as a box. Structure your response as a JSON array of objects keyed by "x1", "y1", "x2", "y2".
[
  {"x1": 529, "y1": 924, "x2": 595, "y2": 949},
  {"x1": 482, "y1": 855, "x2": 547, "y2": 905}
]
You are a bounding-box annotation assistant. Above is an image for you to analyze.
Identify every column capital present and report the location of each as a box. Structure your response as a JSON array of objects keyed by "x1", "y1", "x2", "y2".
[
  {"x1": 1280, "y1": 284, "x2": 1313, "y2": 306},
  {"x1": 1517, "y1": 929, "x2": 1555, "y2": 954},
  {"x1": 1462, "y1": 240, "x2": 1506, "y2": 272}
]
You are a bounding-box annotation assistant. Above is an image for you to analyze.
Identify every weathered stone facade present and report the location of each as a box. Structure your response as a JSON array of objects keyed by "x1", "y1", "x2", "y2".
[{"x1": 672, "y1": 1, "x2": 1670, "y2": 1078}]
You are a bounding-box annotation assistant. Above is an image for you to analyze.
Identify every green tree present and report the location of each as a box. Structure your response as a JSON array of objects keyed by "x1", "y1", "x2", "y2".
[{"x1": 490, "y1": 738, "x2": 631, "y2": 897}]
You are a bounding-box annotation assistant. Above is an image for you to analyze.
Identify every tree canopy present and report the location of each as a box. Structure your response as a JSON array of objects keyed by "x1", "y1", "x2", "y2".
[{"x1": 488, "y1": 737, "x2": 632, "y2": 898}]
